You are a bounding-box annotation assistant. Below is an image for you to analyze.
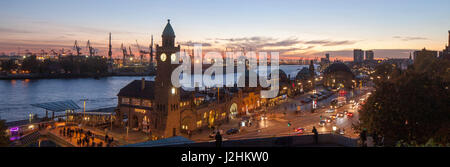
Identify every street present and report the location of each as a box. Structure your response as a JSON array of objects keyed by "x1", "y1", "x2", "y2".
[{"x1": 190, "y1": 86, "x2": 373, "y2": 142}]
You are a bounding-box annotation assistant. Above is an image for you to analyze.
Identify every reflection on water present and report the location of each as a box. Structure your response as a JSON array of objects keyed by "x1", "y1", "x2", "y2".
[
  {"x1": 0, "y1": 76, "x2": 154, "y2": 122},
  {"x1": 0, "y1": 65, "x2": 313, "y2": 122}
]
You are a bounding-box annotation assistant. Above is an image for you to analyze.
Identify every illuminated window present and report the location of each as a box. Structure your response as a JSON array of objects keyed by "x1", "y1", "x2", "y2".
[
  {"x1": 196, "y1": 121, "x2": 202, "y2": 127},
  {"x1": 132, "y1": 98, "x2": 141, "y2": 106},
  {"x1": 143, "y1": 100, "x2": 152, "y2": 107},
  {"x1": 203, "y1": 112, "x2": 207, "y2": 119},
  {"x1": 181, "y1": 125, "x2": 188, "y2": 130},
  {"x1": 122, "y1": 98, "x2": 130, "y2": 104},
  {"x1": 221, "y1": 112, "x2": 226, "y2": 118}
]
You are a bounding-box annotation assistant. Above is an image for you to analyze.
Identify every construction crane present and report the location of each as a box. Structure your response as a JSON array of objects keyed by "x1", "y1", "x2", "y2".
[
  {"x1": 121, "y1": 43, "x2": 128, "y2": 66},
  {"x1": 73, "y1": 40, "x2": 82, "y2": 56}
]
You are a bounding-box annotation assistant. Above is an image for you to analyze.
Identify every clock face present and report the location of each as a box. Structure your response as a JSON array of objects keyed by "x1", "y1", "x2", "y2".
[
  {"x1": 160, "y1": 53, "x2": 167, "y2": 62},
  {"x1": 171, "y1": 53, "x2": 176, "y2": 62}
]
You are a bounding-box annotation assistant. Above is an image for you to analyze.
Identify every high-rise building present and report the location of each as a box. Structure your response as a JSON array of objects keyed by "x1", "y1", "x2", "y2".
[
  {"x1": 365, "y1": 50, "x2": 374, "y2": 61},
  {"x1": 321, "y1": 53, "x2": 330, "y2": 63},
  {"x1": 441, "y1": 30, "x2": 450, "y2": 60},
  {"x1": 353, "y1": 49, "x2": 364, "y2": 63}
]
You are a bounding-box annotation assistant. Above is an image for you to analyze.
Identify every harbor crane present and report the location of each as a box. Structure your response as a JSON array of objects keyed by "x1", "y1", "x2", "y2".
[
  {"x1": 73, "y1": 40, "x2": 82, "y2": 56},
  {"x1": 128, "y1": 45, "x2": 134, "y2": 62},
  {"x1": 120, "y1": 43, "x2": 128, "y2": 66},
  {"x1": 136, "y1": 40, "x2": 149, "y2": 65},
  {"x1": 86, "y1": 40, "x2": 96, "y2": 57}
]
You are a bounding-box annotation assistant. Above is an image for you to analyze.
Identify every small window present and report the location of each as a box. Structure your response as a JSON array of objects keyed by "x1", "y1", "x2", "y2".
[
  {"x1": 132, "y1": 98, "x2": 140, "y2": 106},
  {"x1": 122, "y1": 98, "x2": 130, "y2": 104},
  {"x1": 143, "y1": 100, "x2": 152, "y2": 107}
]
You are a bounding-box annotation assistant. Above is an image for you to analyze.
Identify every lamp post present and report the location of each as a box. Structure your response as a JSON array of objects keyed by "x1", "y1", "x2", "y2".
[
  {"x1": 110, "y1": 114, "x2": 113, "y2": 131},
  {"x1": 81, "y1": 99, "x2": 88, "y2": 126}
]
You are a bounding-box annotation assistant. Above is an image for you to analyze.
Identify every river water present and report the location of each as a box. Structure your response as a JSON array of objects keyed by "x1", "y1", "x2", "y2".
[{"x1": 0, "y1": 65, "x2": 312, "y2": 122}]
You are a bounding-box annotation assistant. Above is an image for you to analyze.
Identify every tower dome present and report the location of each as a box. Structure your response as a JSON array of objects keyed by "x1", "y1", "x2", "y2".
[{"x1": 162, "y1": 19, "x2": 175, "y2": 37}]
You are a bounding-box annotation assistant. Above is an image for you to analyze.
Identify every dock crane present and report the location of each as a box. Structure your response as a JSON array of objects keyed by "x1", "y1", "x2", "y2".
[
  {"x1": 136, "y1": 40, "x2": 149, "y2": 65},
  {"x1": 41, "y1": 49, "x2": 48, "y2": 57},
  {"x1": 121, "y1": 43, "x2": 128, "y2": 66},
  {"x1": 73, "y1": 40, "x2": 82, "y2": 56},
  {"x1": 86, "y1": 40, "x2": 95, "y2": 57},
  {"x1": 50, "y1": 49, "x2": 59, "y2": 59},
  {"x1": 128, "y1": 45, "x2": 134, "y2": 63}
]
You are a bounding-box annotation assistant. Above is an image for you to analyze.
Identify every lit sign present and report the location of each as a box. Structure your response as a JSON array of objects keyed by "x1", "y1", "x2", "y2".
[{"x1": 135, "y1": 109, "x2": 147, "y2": 114}]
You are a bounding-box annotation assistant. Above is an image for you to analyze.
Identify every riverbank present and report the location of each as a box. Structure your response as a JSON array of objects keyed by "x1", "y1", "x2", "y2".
[{"x1": 0, "y1": 73, "x2": 154, "y2": 80}]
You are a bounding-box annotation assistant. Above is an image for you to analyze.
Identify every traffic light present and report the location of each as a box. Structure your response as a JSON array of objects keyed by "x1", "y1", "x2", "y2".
[{"x1": 287, "y1": 122, "x2": 291, "y2": 127}]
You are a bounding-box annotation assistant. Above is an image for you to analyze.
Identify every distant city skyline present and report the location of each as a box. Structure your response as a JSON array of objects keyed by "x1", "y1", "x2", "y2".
[{"x1": 0, "y1": 0, "x2": 449, "y2": 61}]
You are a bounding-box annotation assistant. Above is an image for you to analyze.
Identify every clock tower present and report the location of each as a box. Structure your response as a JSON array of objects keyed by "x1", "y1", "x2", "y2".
[{"x1": 155, "y1": 19, "x2": 182, "y2": 137}]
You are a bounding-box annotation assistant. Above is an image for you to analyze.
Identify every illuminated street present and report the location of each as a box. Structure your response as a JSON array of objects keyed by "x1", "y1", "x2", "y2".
[{"x1": 190, "y1": 86, "x2": 373, "y2": 142}]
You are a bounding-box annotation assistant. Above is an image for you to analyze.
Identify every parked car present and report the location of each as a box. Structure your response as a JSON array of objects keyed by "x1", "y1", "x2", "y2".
[{"x1": 226, "y1": 128, "x2": 239, "y2": 135}]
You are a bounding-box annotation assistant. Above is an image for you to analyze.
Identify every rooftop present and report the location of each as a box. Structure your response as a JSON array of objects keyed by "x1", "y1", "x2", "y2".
[
  {"x1": 162, "y1": 19, "x2": 175, "y2": 37},
  {"x1": 117, "y1": 80, "x2": 155, "y2": 99}
]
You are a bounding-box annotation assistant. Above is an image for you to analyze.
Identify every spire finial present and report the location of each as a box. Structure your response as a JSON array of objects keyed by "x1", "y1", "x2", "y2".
[{"x1": 168, "y1": 19, "x2": 170, "y2": 23}]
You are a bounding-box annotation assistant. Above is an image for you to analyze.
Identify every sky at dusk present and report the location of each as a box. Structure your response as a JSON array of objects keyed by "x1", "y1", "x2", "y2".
[{"x1": 0, "y1": 0, "x2": 449, "y2": 61}]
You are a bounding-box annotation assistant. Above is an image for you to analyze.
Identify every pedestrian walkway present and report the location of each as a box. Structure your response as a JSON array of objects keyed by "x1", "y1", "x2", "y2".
[{"x1": 48, "y1": 126, "x2": 118, "y2": 147}]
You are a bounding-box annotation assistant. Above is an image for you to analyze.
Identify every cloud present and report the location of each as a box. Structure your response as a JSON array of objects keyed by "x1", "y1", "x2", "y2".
[
  {"x1": 0, "y1": 27, "x2": 34, "y2": 34},
  {"x1": 177, "y1": 41, "x2": 212, "y2": 47},
  {"x1": 301, "y1": 40, "x2": 357, "y2": 46},
  {"x1": 393, "y1": 36, "x2": 429, "y2": 41}
]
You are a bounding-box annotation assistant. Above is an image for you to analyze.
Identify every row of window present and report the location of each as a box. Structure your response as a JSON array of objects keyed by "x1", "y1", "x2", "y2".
[{"x1": 121, "y1": 97, "x2": 152, "y2": 108}]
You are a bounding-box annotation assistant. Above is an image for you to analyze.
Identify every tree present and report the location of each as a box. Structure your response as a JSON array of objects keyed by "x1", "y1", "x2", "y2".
[
  {"x1": 359, "y1": 58, "x2": 450, "y2": 146},
  {"x1": 0, "y1": 59, "x2": 18, "y2": 73},
  {"x1": 0, "y1": 118, "x2": 10, "y2": 147},
  {"x1": 21, "y1": 55, "x2": 40, "y2": 73}
]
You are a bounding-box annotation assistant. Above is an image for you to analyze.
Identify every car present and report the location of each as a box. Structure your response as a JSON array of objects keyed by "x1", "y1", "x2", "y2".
[
  {"x1": 330, "y1": 115, "x2": 336, "y2": 120},
  {"x1": 226, "y1": 128, "x2": 239, "y2": 135},
  {"x1": 319, "y1": 120, "x2": 326, "y2": 127},
  {"x1": 326, "y1": 109, "x2": 335, "y2": 113},
  {"x1": 337, "y1": 112, "x2": 344, "y2": 118},
  {"x1": 347, "y1": 112, "x2": 354, "y2": 118},
  {"x1": 301, "y1": 98, "x2": 312, "y2": 103},
  {"x1": 318, "y1": 95, "x2": 326, "y2": 100},
  {"x1": 326, "y1": 118, "x2": 332, "y2": 123},
  {"x1": 294, "y1": 127, "x2": 305, "y2": 134}
]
